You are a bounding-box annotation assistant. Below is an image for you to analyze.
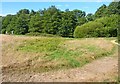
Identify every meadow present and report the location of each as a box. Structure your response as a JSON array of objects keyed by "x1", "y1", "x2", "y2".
[
  {"x1": 1, "y1": 1, "x2": 119, "y2": 82},
  {"x1": 2, "y1": 34, "x2": 117, "y2": 74}
]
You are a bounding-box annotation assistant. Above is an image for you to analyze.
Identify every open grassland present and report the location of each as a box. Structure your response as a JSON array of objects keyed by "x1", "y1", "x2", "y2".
[{"x1": 1, "y1": 34, "x2": 117, "y2": 75}]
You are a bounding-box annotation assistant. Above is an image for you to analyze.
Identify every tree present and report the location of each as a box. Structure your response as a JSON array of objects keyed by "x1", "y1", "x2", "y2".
[
  {"x1": 17, "y1": 9, "x2": 30, "y2": 15},
  {"x1": 2, "y1": 2, "x2": 118, "y2": 38},
  {"x1": 86, "y1": 13, "x2": 94, "y2": 21},
  {"x1": 95, "y1": 4, "x2": 107, "y2": 18},
  {"x1": 72, "y1": 9, "x2": 86, "y2": 25},
  {"x1": 14, "y1": 14, "x2": 29, "y2": 34},
  {"x1": 2, "y1": 15, "x2": 13, "y2": 34},
  {"x1": 95, "y1": 2, "x2": 120, "y2": 18},
  {"x1": 6, "y1": 15, "x2": 17, "y2": 34},
  {"x1": 58, "y1": 11, "x2": 77, "y2": 37},
  {"x1": 29, "y1": 12, "x2": 43, "y2": 33},
  {"x1": 73, "y1": 9, "x2": 86, "y2": 18},
  {"x1": 42, "y1": 6, "x2": 61, "y2": 35},
  {"x1": 30, "y1": 9, "x2": 36, "y2": 16},
  {"x1": 106, "y1": 2, "x2": 120, "y2": 15}
]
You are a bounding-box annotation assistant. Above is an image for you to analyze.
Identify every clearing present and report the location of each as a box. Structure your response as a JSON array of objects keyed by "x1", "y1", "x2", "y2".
[{"x1": 1, "y1": 34, "x2": 118, "y2": 82}]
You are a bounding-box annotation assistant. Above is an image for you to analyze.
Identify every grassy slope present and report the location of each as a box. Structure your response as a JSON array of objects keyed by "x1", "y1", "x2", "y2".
[{"x1": 2, "y1": 35, "x2": 117, "y2": 73}]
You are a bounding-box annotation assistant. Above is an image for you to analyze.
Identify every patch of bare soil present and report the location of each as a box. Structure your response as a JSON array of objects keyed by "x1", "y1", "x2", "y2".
[
  {"x1": 1, "y1": 35, "x2": 118, "y2": 82},
  {"x1": 2, "y1": 56, "x2": 118, "y2": 82}
]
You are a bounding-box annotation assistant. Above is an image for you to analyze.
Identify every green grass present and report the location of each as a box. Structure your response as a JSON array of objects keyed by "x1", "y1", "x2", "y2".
[
  {"x1": 18, "y1": 38, "x2": 63, "y2": 52},
  {"x1": 83, "y1": 45, "x2": 100, "y2": 52},
  {"x1": 16, "y1": 37, "x2": 117, "y2": 73}
]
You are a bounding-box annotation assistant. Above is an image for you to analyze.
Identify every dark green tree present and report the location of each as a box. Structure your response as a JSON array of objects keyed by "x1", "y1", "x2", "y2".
[
  {"x1": 58, "y1": 11, "x2": 77, "y2": 37},
  {"x1": 17, "y1": 9, "x2": 30, "y2": 15},
  {"x1": 86, "y1": 13, "x2": 94, "y2": 21},
  {"x1": 15, "y1": 14, "x2": 29, "y2": 34},
  {"x1": 72, "y1": 9, "x2": 86, "y2": 25},
  {"x1": 2, "y1": 15, "x2": 13, "y2": 34},
  {"x1": 6, "y1": 15, "x2": 17, "y2": 34},
  {"x1": 95, "y1": 4, "x2": 107, "y2": 18},
  {"x1": 30, "y1": 10, "x2": 36, "y2": 16},
  {"x1": 42, "y1": 6, "x2": 61, "y2": 35},
  {"x1": 29, "y1": 12, "x2": 43, "y2": 33},
  {"x1": 106, "y1": 2, "x2": 120, "y2": 15}
]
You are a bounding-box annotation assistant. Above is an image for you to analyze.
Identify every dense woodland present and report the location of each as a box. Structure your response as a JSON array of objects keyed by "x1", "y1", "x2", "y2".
[{"x1": 1, "y1": 2, "x2": 120, "y2": 38}]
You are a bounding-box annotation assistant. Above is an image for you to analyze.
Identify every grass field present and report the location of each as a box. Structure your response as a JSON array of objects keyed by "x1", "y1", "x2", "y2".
[{"x1": 2, "y1": 34, "x2": 117, "y2": 74}]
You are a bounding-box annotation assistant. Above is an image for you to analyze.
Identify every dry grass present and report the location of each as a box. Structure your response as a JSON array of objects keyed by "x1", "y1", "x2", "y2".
[
  {"x1": 1, "y1": 34, "x2": 117, "y2": 74},
  {"x1": 63, "y1": 38, "x2": 113, "y2": 51},
  {"x1": 2, "y1": 35, "x2": 46, "y2": 66}
]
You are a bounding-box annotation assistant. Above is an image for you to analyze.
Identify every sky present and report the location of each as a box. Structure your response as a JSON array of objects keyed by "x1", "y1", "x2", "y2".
[{"x1": 1, "y1": 1, "x2": 112, "y2": 16}]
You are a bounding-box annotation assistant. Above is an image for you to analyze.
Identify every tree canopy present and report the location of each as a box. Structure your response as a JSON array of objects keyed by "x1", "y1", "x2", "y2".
[{"x1": 1, "y1": 2, "x2": 120, "y2": 38}]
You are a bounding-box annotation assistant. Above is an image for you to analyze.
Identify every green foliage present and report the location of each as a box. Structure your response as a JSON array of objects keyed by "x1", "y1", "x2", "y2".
[
  {"x1": 17, "y1": 9, "x2": 30, "y2": 15},
  {"x1": 2, "y1": 2, "x2": 119, "y2": 37},
  {"x1": 0, "y1": 16, "x2": 2, "y2": 33},
  {"x1": 95, "y1": 4, "x2": 107, "y2": 18},
  {"x1": 29, "y1": 12, "x2": 43, "y2": 33},
  {"x1": 72, "y1": 9, "x2": 87, "y2": 25},
  {"x1": 58, "y1": 11, "x2": 77, "y2": 37},
  {"x1": 106, "y1": 2, "x2": 120, "y2": 15},
  {"x1": 15, "y1": 14, "x2": 29, "y2": 34},
  {"x1": 2, "y1": 13, "x2": 30, "y2": 34},
  {"x1": 95, "y1": 2, "x2": 120, "y2": 18},
  {"x1": 86, "y1": 13, "x2": 94, "y2": 21},
  {"x1": 1, "y1": 6, "x2": 86, "y2": 37},
  {"x1": 74, "y1": 21, "x2": 103, "y2": 38},
  {"x1": 6, "y1": 16, "x2": 17, "y2": 34},
  {"x1": 42, "y1": 6, "x2": 62, "y2": 35},
  {"x1": 74, "y1": 15, "x2": 118, "y2": 38},
  {"x1": 2, "y1": 15, "x2": 13, "y2": 34}
]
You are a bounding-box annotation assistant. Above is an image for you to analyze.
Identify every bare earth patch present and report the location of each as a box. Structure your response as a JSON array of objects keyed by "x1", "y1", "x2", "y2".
[
  {"x1": 1, "y1": 34, "x2": 118, "y2": 82},
  {"x1": 2, "y1": 56, "x2": 118, "y2": 82}
]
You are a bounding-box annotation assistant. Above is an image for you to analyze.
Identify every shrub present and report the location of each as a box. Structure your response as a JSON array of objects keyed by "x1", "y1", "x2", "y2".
[
  {"x1": 74, "y1": 15, "x2": 119, "y2": 38},
  {"x1": 74, "y1": 21, "x2": 103, "y2": 38}
]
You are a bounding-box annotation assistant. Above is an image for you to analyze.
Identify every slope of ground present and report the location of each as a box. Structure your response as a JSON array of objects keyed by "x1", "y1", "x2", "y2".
[
  {"x1": 2, "y1": 56, "x2": 118, "y2": 82},
  {"x1": 1, "y1": 34, "x2": 118, "y2": 82}
]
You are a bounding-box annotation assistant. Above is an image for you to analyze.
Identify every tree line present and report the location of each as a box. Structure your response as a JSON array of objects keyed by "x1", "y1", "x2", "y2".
[
  {"x1": 1, "y1": 6, "x2": 90, "y2": 37},
  {"x1": 1, "y1": 2, "x2": 120, "y2": 38}
]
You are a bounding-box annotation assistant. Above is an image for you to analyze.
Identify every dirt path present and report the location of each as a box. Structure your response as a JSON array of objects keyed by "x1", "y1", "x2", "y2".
[
  {"x1": 2, "y1": 56, "x2": 118, "y2": 82},
  {"x1": 1, "y1": 35, "x2": 118, "y2": 82},
  {"x1": 111, "y1": 40, "x2": 120, "y2": 46}
]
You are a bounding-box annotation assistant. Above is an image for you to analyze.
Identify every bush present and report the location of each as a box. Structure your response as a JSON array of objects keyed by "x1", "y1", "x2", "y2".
[
  {"x1": 74, "y1": 21, "x2": 103, "y2": 38},
  {"x1": 74, "y1": 15, "x2": 119, "y2": 38}
]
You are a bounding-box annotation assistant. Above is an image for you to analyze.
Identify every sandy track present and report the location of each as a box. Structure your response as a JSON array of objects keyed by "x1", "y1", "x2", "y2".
[
  {"x1": 111, "y1": 40, "x2": 120, "y2": 46},
  {"x1": 1, "y1": 35, "x2": 118, "y2": 82},
  {"x1": 2, "y1": 56, "x2": 118, "y2": 82}
]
